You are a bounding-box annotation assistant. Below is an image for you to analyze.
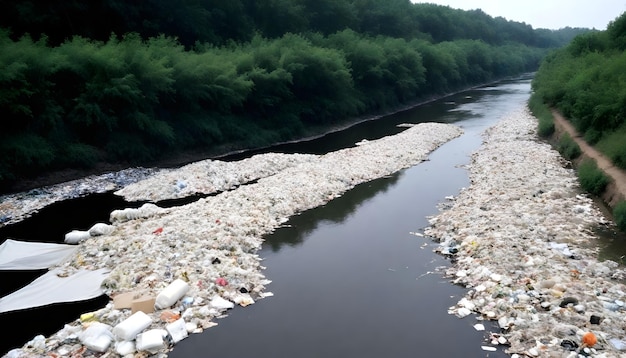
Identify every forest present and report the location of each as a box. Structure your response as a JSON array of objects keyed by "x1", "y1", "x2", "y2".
[
  {"x1": 531, "y1": 11, "x2": 626, "y2": 169},
  {"x1": 0, "y1": 0, "x2": 587, "y2": 192}
]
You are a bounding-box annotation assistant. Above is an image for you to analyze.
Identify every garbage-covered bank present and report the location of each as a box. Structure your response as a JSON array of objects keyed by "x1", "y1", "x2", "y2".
[
  {"x1": 425, "y1": 108, "x2": 626, "y2": 357},
  {"x1": 2, "y1": 122, "x2": 462, "y2": 357}
]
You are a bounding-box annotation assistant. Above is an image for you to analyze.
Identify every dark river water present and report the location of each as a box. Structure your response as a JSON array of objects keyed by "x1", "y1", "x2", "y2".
[{"x1": 2, "y1": 74, "x2": 624, "y2": 357}]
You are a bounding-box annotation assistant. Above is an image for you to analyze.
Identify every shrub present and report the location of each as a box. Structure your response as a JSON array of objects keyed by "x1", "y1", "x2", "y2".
[
  {"x1": 58, "y1": 143, "x2": 101, "y2": 168},
  {"x1": 614, "y1": 201, "x2": 626, "y2": 232},
  {"x1": 557, "y1": 133, "x2": 581, "y2": 160},
  {"x1": 528, "y1": 94, "x2": 554, "y2": 137},
  {"x1": 584, "y1": 128, "x2": 602, "y2": 145},
  {"x1": 577, "y1": 158, "x2": 609, "y2": 195}
]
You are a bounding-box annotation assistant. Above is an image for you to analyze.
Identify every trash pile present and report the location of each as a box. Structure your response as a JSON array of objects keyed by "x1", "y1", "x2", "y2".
[
  {"x1": 114, "y1": 153, "x2": 319, "y2": 202},
  {"x1": 0, "y1": 168, "x2": 164, "y2": 228},
  {"x1": 425, "y1": 107, "x2": 626, "y2": 357},
  {"x1": 4, "y1": 122, "x2": 462, "y2": 358}
]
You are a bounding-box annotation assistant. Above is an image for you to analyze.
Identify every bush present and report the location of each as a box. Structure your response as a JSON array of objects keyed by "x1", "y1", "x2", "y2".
[
  {"x1": 528, "y1": 94, "x2": 554, "y2": 137},
  {"x1": 58, "y1": 143, "x2": 101, "y2": 168},
  {"x1": 577, "y1": 158, "x2": 609, "y2": 195},
  {"x1": 584, "y1": 128, "x2": 602, "y2": 145},
  {"x1": 614, "y1": 201, "x2": 626, "y2": 232},
  {"x1": 557, "y1": 133, "x2": 581, "y2": 160}
]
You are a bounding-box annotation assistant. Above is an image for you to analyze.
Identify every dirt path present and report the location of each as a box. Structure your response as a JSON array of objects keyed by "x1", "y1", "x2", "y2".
[{"x1": 552, "y1": 109, "x2": 626, "y2": 207}]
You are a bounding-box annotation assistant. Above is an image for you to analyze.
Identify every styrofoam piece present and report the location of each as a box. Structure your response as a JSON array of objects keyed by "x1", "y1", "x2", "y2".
[
  {"x1": 112, "y1": 311, "x2": 153, "y2": 341},
  {"x1": 166, "y1": 318, "x2": 188, "y2": 343},
  {"x1": 135, "y1": 329, "x2": 168, "y2": 353},
  {"x1": 88, "y1": 223, "x2": 114, "y2": 236},
  {"x1": 110, "y1": 203, "x2": 164, "y2": 223},
  {"x1": 154, "y1": 279, "x2": 190, "y2": 309},
  {"x1": 79, "y1": 322, "x2": 113, "y2": 352},
  {"x1": 64, "y1": 230, "x2": 91, "y2": 244}
]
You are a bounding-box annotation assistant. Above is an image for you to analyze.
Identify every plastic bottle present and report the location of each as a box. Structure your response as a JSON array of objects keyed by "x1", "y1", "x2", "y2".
[
  {"x1": 112, "y1": 311, "x2": 153, "y2": 341},
  {"x1": 155, "y1": 279, "x2": 190, "y2": 310}
]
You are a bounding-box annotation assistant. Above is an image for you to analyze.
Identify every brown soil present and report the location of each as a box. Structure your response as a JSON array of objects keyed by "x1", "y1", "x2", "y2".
[{"x1": 551, "y1": 109, "x2": 626, "y2": 208}]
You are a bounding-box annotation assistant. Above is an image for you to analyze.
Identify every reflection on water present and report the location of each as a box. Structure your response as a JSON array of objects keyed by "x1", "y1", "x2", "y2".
[
  {"x1": 169, "y1": 79, "x2": 538, "y2": 358},
  {"x1": 265, "y1": 173, "x2": 401, "y2": 252}
]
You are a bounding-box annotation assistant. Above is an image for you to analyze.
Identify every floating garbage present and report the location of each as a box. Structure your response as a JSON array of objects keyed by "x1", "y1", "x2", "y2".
[
  {"x1": 155, "y1": 279, "x2": 190, "y2": 310},
  {"x1": 88, "y1": 222, "x2": 115, "y2": 236},
  {"x1": 64, "y1": 230, "x2": 91, "y2": 244},
  {"x1": 210, "y1": 295, "x2": 235, "y2": 310},
  {"x1": 581, "y1": 332, "x2": 598, "y2": 348},
  {"x1": 424, "y1": 107, "x2": 626, "y2": 357},
  {"x1": 109, "y1": 203, "x2": 164, "y2": 223},
  {"x1": 609, "y1": 338, "x2": 626, "y2": 351},
  {"x1": 2, "y1": 122, "x2": 464, "y2": 357},
  {"x1": 79, "y1": 322, "x2": 113, "y2": 353},
  {"x1": 166, "y1": 318, "x2": 189, "y2": 344},
  {"x1": 112, "y1": 311, "x2": 153, "y2": 341},
  {"x1": 115, "y1": 340, "x2": 135, "y2": 356},
  {"x1": 136, "y1": 329, "x2": 169, "y2": 354}
]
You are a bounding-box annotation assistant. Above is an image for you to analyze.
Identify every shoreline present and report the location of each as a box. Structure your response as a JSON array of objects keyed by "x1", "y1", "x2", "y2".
[
  {"x1": 0, "y1": 74, "x2": 529, "y2": 200},
  {"x1": 425, "y1": 107, "x2": 626, "y2": 357}
]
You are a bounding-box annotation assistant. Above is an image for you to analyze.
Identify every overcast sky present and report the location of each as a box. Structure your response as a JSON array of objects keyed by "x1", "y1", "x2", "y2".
[{"x1": 412, "y1": 1, "x2": 626, "y2": 30}]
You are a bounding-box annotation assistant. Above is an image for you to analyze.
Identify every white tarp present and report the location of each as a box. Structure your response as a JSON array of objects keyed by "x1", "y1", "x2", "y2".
[
  {"x1": 0, "y1": 267, "x2": 110, "y2": 313},
  {"x1": 0, "y1": 239, "x2": 77, "y2": 270}
]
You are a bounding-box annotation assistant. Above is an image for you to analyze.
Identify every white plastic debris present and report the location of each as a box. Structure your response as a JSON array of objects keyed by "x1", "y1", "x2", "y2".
[
  {"x1": 610, "y1": 338, "x2": 626, "y2": 351},
  {"x1": 112, "y1": 311, "x2": 153, "y2": 341},
  {"x1": 425, "y1": 106, "x2": 626, "y2": 356},
  {"x1": 79, "y1": 322, "x2": 113, "y2": 353},
  {"x1": 155, "y1": 279, "x2": 190, "y2": 310},
  {"x1": 455, "y1": 307, "x2": 472, "y2": 318},
  {"x1": 109, "y1": 203, "x2": 164, "y2": 223},
  {"x1": 210, "y1": 295, "x2": 234, "y2": 310},
  {"x1": 88, "y1": 222, "x2": 115, "y2": 236},
  {"x1": 166, "y1": 318, "x2": 188, "y2": 344},
  {"x1": 136, "y1": 329, "x2": 168, "y2": 353},
  {"x1": 115, "y1": 341, "x2": 136, "y2": 356},
  {"x1": 64, "y1": 230, "x2": 91, "y2": 244}
]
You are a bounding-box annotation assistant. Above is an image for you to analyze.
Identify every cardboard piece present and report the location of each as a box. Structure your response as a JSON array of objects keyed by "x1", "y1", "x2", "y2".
[
  {"x1": 113, "y1": 292, "x2": 136, "y2": 309},
  {"x1": 131, "y1": 296, "x2": 156, "y2": 314},
  {"x1": 113, "y1": 292, "x2": 156, "y2": 313}
]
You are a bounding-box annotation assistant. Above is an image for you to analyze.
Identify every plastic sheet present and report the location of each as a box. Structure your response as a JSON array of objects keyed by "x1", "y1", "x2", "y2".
[
  {"x1": 0, "y1": 267, "x2": 109, "y2": 313},
  {"x1": 0, "y1": 239, "x2": 77, "y2": 270}
]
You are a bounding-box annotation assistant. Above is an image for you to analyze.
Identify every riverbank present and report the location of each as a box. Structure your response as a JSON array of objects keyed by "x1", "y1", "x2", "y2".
[
  {"x1": 551, "y1": 110, "x2": 626, "y2": 209},
  {"x1": 425, "y1": 107, "x2": 626, "y2": 357},
  {"x1": 2, "y1": 122, "x2": 462, "y2": 357}
]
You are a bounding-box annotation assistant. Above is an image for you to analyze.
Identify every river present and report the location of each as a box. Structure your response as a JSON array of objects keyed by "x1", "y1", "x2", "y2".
[
  {"x1": 164, "y1": 78, "x2": 535, "y2": 358},
  {"x1": 2, "y1": 75, "x2": 621, "y2": 357}
]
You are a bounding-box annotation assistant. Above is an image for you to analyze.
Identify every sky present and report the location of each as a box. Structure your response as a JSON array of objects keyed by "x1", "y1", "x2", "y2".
[{"x1": 412, "y1": 1, "x2": 626, "y2": 30}]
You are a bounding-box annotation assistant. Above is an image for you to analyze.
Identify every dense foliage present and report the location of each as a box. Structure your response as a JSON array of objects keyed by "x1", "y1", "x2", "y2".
[
  {"x1": 0, "y1": 1, "x2": 586, "y2": 191},
  {"x1": 577, "y1": 158, "x2": 609, "y2": 196},
  {"x1": 531, "y1": 11, "x2": 626, "y2": 169},
  {"x1": 557, "y1": 133, "x2": 581, "y2": 160},
  {"x1": 0, "y1": 0, "x2": 584, "y2": 48},
  {"x1": 528, "y1": 95, "x2": 555, "y2": 137}
]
